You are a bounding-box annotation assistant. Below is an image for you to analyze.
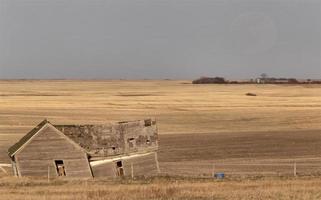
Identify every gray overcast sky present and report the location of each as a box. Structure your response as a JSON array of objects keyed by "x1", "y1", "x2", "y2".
[{"x1": 0, "y1": 0, "x2": 320, "y2": 79}]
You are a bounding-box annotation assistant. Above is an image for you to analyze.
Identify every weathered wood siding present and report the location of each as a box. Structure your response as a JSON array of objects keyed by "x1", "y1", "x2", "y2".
[
  {"x1": 91, "y1": 153, "x2": 158, "y2": 178},
  {"x1": 91, "y1": 162, "x2": 116, "y2": 178},
  {"x1": 15, "y1": 125, "x2": 92, "y2": 178},
  {"x1": 123, "y1": 153, "x2": 159, "y2": 177}
]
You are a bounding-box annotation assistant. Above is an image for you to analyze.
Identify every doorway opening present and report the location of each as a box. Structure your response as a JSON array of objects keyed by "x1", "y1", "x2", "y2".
[
  {"x1": 115, "y1": 161, "x2": 124, "y2": 177},
  {"x1": 54, "y1": 160, "x2": 66, "y2": 176}
]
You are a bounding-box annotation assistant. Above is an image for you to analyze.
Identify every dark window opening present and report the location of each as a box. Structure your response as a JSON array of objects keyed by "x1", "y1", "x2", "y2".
[
  {"x1": 144, "y1": 119, "x2": 152, "y2": 127},
  {"x1": 146, "y1": 139, "x2": 151, "y2": 144},
  {"x1": 116, "y1": 161, "x2": 123, "y2": 167},
  {"x1": 54, "y1": 160, "x2": 66, "y2": 176},
  {"x1": 11, "y1": 156, "x2": 16, "y2": 162},
  {"x1": 112, "y1": 146, "x2": 116, "y2": 150},
  {"x1": 128, "y1": 138, "x2": 135, "y2": 148},
  {"x1": 115, "y1": 161, "x2": 124, "y2": 177}
]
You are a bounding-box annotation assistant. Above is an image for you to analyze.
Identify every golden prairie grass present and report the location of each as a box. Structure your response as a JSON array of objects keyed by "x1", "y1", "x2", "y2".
[
  {"x1": 0, "y1": 80, "x2": 321, "y2": 135},
  {"x1": 1, "y1": 176, "x2": 321, "y2": 200}
]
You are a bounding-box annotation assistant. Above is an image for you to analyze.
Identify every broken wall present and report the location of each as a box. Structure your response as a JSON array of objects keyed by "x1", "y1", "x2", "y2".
[
  {"x1": 91, "y1": 153, "x2": 159, "y2": 178},
  {"x1": 55, "y1": 119, "x2": 158, "y2": 159}
]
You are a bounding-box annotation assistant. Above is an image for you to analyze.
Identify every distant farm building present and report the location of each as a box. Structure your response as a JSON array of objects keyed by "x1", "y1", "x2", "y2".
[
  {"x1": 8, "y1": 119, "x2": 159, "y2": 178},
  {"x1": 255, "y1": 78, "x2": 299, "y2": 84}
]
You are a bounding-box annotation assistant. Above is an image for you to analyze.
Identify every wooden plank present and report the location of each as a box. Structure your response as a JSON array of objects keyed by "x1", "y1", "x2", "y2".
[
  {"x1": 0, "y1": 163, "x2": 12, "y2": 167},
  {"x1": 18, "y1": 153, "x2": 85, "y2": 160},
  {"x1": 0, "y1": 166, "x2": 7, "y2": 174}
]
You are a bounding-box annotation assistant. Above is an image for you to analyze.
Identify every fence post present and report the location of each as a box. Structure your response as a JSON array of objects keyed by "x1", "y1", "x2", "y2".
[
  {"x1": 131, "y1": 162, "x2": 134, "y2": 179},
  {"x1": 154, "y1": 152, "x2": 161, "y2": 173},
  {"x1": 293, "y1": 162, "x2": 297, "y2": 177},
  {"x1": 212, "y1": 164, "x2": 215, "y2": 177},
  {"x1": 47, "y1": 165, "x2": 50, "y2": 183}
]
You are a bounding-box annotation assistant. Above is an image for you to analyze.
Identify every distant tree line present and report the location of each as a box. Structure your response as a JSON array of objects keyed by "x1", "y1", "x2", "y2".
[
  {"x1": 192, "y1": 75, "x2": 321, "y2": 84},
  {"x1": 192, "y1": 77, "x2": 227, "y2": 84}
]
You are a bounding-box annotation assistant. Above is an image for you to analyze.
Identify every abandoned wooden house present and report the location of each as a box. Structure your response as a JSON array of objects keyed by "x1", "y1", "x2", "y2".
[{"x1": 7, "y1": 119, "x2": 159, "y2": 178}]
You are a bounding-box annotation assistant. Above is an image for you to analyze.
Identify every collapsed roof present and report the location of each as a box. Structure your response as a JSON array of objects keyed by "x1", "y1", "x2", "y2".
[{"x1": 8, "y1": 119, "x2": 158, "y2": 159}]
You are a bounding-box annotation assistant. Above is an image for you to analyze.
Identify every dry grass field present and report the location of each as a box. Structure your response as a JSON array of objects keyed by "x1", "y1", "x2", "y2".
[
  {"x1": 1, "y1": 176, "x2": 321, "y2": 200},
  {"x1": 1, "y1": 80, "x2": 321, "y2": 199},
  {"x1": 1, "y1": 80, "x2": 321, "y2": 136}
]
